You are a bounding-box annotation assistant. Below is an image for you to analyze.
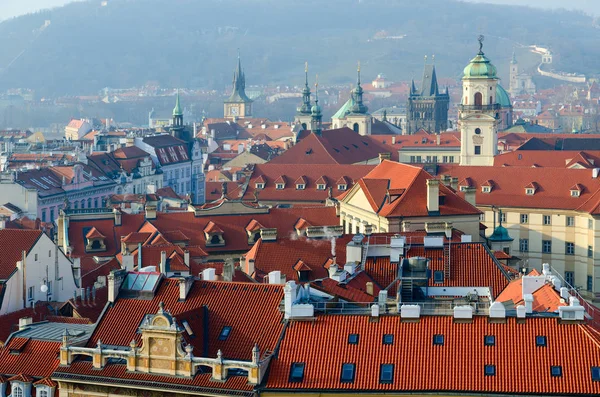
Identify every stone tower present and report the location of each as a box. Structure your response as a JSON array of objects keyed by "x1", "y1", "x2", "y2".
[
  {"x1": 509, "y1": 52, "x2": 519, "y2": 95},
  {"x1": 406, "y1": 58, "x2": 450, "y2": 134},
  {"x1": 224, "y1": 54, "x2": 253, "y2": 119},
  {"x1": 459, "y1": 36, "x2": 499, "y2": 167}
]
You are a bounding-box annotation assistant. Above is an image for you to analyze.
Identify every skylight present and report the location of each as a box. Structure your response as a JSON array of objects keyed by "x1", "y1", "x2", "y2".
[
  {"x1": 218, "y1": 326, "x2": 232, "y2": 341},
  {"x1": 592, "y1": 366, "x2": 600, "y2": 381},
  {"x1": 383, "y1": 334, "x2": 394, "y2": 345},
  {"x1": 433, "y1": 334, "x2": 444, "y2": 346},
  {"x1": 536, "y1": 335, "x2": 547, "y2": 347},
  {"x1": 289, "y1": 362, "x2": 305, "y2": 382},
  {"x1": 484, "y1": 364, "x2": 496, "y2": 376},
  {"x1": 484, "y1": 335, "x2": 495, "y2": 346},
  {"x1": 380, "y1": 363, "x2": 394, "y2": 384},
  {"x1": 122, "y1": 273, "x2": 160, "y2": 292},
  {"x1": 340, "y1": 363, "x2": 356, "y2": 383},
  {"x1": 348, "y1": 334, "x2": 359, "y2": 345},
  {"x1": 551, "y1": 366, "x2": 562, "y2": 377}
]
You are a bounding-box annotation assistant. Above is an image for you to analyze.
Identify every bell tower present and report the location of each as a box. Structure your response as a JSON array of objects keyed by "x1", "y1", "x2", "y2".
[
  {"x1": 459, "y1": 36, "x2": 499, "y2": 167},
  {"x1": 345, "y1": 62, "x2": 372, "y2": 136},
  {"x1": 224, "y1": 53, "x2": 253, "y2": 119},
  {"x1": 295, "y1": 62, "x2": 312, "y2": 131},
  {"x1": 509, "y1": 51, "x2": 519, "y2": 95}
]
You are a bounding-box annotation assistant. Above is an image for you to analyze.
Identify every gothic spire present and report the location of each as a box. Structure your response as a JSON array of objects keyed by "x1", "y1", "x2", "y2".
[
  {"x1": 297, "y1": 62, "x2": 312, "y2": 115},
  {"x1": 351, "y1": 61, "x2": 367, "y2": 114},
  {"x1": 173, "y1": 90, "x2": 182, "y2": 116},
  {"x1": 227, "y1": 51, "x2": 251, "y2": 103},
  {"x1": 311, "y1": 75, "x2": 323, "y2": 135}
]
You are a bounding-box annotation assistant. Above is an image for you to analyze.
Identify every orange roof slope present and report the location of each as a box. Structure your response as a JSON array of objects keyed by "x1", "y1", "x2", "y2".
[
  {"x1": 0, "y1": 229, "x2": 42, "y2": 279},
  {"x1": 0, "y1": 338, "x2": 61, "y2": 378},
  {"x1": 266, "y1": 316, "x2": 600, "y2": 395},
  {"x1": 87, "y1": 279, "x2": 284, "y2": 361}
]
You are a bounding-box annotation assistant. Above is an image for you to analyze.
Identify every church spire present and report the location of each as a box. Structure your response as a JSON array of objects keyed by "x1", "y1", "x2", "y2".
[
  {"x1": 227, "y1": 51, "x2": 251, "y2": 103},
  {"x1": 172, "y1": 90, "x2": 183, "y2": 129},
  {"x1": 510, "y1": 51, "x2": 517, "y2": 65},
  {"x1": 297, "y1": 62, "x2": 312, "y2": 115},
  {"x1": 351, "y1": 61, "x2": 367, "y2": 114},
  {"x1": 311, "y1": 75, "x2": 323, "y2": 136}
]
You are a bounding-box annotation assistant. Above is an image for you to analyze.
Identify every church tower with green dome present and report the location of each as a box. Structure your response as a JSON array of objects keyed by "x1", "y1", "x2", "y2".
[
  {"x1": 331, "y1": 62, "x2": 372, "y2": 136},
  {"x1": 459, "y1": 36, "x2": 500, "y2": 167},
  {"x1": 295, "y1": 62, "x2": 312, "y2": 131}
]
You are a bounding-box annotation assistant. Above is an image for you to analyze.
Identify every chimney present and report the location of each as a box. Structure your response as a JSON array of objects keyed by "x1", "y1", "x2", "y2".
[
  {"x1": 488, "y1": 301, "x2": 506, "y2": 320},
  {"x1": 391, "y1": 135, "x2": 396, "y2": 145},
  {"x1": 463, "y1": 187, "x2": 476, "y2": 207},
  {"x1": 223, "y1": 258, "x2": 234, "y2": 282},
  {"x1": 366, "y1": 282, "x2": 374, "y2": 296},
  {"x1": 453, "y1": 305, "x2": 473, "y2": 322},
  {"x1": 202, "y1": 268, "x2": 216, "y2": 281},
  {"x1": 268, "y1": 270, "x2": 282, "y2": 284},
  {"x1": 516, "y1": 304, "x2": 527, "y2": 319},
  {"x1": 107, "y1": 269, "x2": 126, "y2": 303},
  {"x1": 524, "y1": 294, "x2": 534, "y2": 314},
  {"x1": 378, "y1": 152, "x2": 391, "y2": 163},
  {"x1": 436, "y1": 134, "x2": 441, "y2": 145},
  {"x1": 0, "y1": 216, "x2": 6, "y2": 230},
  {"x1": 450, "y1": 177, "x2": 459, "y2": 191},
  {"x1": 122, "y1": 250, "x2": 135, "y2": 271},
  {"x1": 179, "y1": 276, "x2": 194, "y2": 300},
  {"x1": 160, "y1": 251, "x2": 167, "y2": 274},
  {"x1": 184, "y1": 250, "x2": 190, "y2": 267},
  {"x1": 19, "y1": 317, "x2": 33, "y2": 330},
  {"x1": 426, "y1": 179, "x2": 440, "y2": 213},
  {"x1": 113, "y1": 208, "x2": 122, "y2": 226},
  {"x1": 145, "y1": 205, "x2": 157, "y2": 220}
]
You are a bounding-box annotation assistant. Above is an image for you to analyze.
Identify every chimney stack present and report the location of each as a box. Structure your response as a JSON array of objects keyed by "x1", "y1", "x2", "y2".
[
  {"x1": 463, "y1": 187, "x2": 476, "y2": 207},
  {"x1": 202, "y1": 268, "x2": 216, "y2": 281},
  {"x1": 426, "y1": 179, "x2": 440, "y2": 213},
  {"x1": 179, "y1": 276, "x2": 194, "y2": 300},
  {"x1": 19, "y1": 317, "x2": 33, "y2": 330},
  {"x1": 160, "y1": 251, "x2": 167, "y2": 274},
  {"x1": 366, "y1": 282, "x2": 374, "y2": 296},
  {"x1": 184, "y1": 250, "x2": 190, "y2": 267},
  {"x1": 450, "y1": 177, "x2": 459, "y2": 191},
  {"x1": 223, "y1": 258, "x2": 234, "y2": 282}
]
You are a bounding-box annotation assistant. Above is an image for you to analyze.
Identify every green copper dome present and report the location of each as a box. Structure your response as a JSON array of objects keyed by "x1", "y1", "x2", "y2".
[
  {"x1": 463, "y1": 52, "x2": 497, "y2": 79},
  {"x1": 496, "y1": 84, "x2": 511, "y2": 108},
  {"x1": 488, "y1": 225, "x2": 513, "y2": 242}
]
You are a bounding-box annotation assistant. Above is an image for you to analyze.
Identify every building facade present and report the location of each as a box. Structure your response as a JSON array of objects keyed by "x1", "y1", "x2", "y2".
[{"x1": 406, "y1": 63, "x2": 450, "y2": 135}]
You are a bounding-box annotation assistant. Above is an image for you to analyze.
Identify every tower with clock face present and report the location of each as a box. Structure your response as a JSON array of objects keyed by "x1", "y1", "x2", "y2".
[{"x1": 224, "y1": 55, "x2": 253, "y2": 119}]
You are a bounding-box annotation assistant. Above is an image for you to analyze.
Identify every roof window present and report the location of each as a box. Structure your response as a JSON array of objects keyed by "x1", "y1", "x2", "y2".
[
  {"x1": 276, "y1": 183, "x2": 284, "y2": 190},
  {"x1": 536, "y1": 335, "x2": 547, "y2": 347},
  {"x1": 218, "y1": 326, "x2": 232, "y2": 341},
  {"x1": 433, "y1": 270, "x2": 444, "y2": 283},
  {"x1": 383, "y1": 334, "x2": 394, "y2": 345},
  {"x1": 340, "y1": 363, "x2": 356, "y2": 383},
  {"x1": 296, "y1": 184, "x2": 305, "y2": 190},
  {"x1": 380, "y1": 363, "x2": 394, "y2": 384},
  {"x1": 348, "y1": 334, "x2": 359, "y2": 345},
  {"x1": 289, "y1": 362, "x2": 305, "y2": 382},
  {"x1": 525, "y1": 188, "x2": 535, "y2": 195},
  {"x1": 592, "y1": 366, "x2": 600, "y2": 381},
  {"x1": 484, "y1": 335, "x2": 495, "y2": 346},
  {"x1": 551, "y1": 366, "x2": 562, "y2": 377},
  {"x1": 433, "y1": 334, "x2": 444, "y2": 346},
  {"x1": 485, "y1": 364, "x2": 496, "y2": 376}
]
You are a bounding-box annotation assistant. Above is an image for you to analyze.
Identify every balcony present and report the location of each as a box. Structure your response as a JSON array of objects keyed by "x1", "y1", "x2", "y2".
[{"x1": 459, "y1": 104, "x2": 500, "y2": 112}]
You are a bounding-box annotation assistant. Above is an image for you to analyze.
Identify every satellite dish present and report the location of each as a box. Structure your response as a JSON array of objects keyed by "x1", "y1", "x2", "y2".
[{"x1": 40, "y1": 284, "x2": 48, "y2": 293}]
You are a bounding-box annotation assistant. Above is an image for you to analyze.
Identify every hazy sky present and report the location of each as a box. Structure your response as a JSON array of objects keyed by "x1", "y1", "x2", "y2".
[{"x1": 0, "y1": 0, "x2": 598, "y2": 20}]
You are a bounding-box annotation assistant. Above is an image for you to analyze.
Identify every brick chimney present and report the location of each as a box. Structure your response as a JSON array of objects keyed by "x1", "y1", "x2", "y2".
[
  {"x1": 426, "y1": 179, "x2": 440, "y2": 213},
  {"x1": 463, "y1": 187, "x2": 476, "y2": 207}
]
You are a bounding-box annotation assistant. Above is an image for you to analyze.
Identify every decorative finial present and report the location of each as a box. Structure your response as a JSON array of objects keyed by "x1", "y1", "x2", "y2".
[
  {"x1": 305, "y1": 61, "x2": 308, "y2": 74},
  {"x1": 432, "y1": 54, "x2": 435, "y2": 63},
  {"x1": 478, "y1": 35, "x2": 485, "y2": 53},
  {"x1": 357, "y1": 61, "x2": 361, "y2": 84},
  {"x1": 424, "y1": 55, "x2": 428, "y2": 64}
]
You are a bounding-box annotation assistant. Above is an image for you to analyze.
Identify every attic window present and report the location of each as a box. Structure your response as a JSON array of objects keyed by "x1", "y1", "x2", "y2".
[
  {"x1": 348, "y1": 334, "x2": 359, "y2": 344},
  {"x1": 218, "y1": 326, "x2": 232, "y2": 341},
  {"x1": 525, "y1": 188, "x2": 535, "y2": 195},
  {"x1": 296, "y1": 184, "x2": 305, "y2": 190},
  {"x1": 338, "y1": 184, "x2": 347, "y2": 191},
  {"x1": 433, "y1": 334, "x2": 444, "y2": 346},
  {"x1": 551, "y1": 366, "x2": 562, "y2": 377},
  {"x1": 485, "y1": 364, "x2": 496, "y2": 376},
  {"x1": 317, "y1": 184, "x2": 326, "y2": 191},
  {"x1": 383, "y1": 334, "x2": 394, "y2": 345},
  {"x1": 433, "y1": 270, "x2": 444, "y2": 283},
  {"x1": 255, "y1": 183, "x2": 265, "y2": 189},
  {"x1": 482, "y1": 186, "x2": 491, "y2": 193},
  {"x1": 459, "y1": 186, "x2": 468, "y2": 192},
  {"x1": 276, "y1": 183, "x2": 285, "y2": 190},
  {"x1": 592, "y1": 366, "x2": 600, "y2": 381},
  {"x1": 380, "y1": 363, "x2": 394, "y2": 384},
  {"x1": 484, "y1": 335, "x2": 495, "y2": 346},
  {"x1": 536, "y1": 335, "x2": 547, "y2": 347},
  {"x1": 571, "y1": 190, "x2": 580, "y2": 197},
  {"x1": 289, "y1": 362, "x2": 305, "y2": 382},
  {"x1": 340, "y1": 363, "x2": 356, "y2": 383}
]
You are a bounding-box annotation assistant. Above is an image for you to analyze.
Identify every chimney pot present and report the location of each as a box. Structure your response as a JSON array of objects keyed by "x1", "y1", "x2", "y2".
[{"x1": 426, "y1": 179, "x2": 440, "y2": 213}]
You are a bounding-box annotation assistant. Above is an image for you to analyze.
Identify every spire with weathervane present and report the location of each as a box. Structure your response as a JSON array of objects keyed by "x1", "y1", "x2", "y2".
[
  {"x1": 350, "y1": 61, "x2": 367, "y2": 114},
  {"x1": 311, "y1": 75, "x2": 323, "y2": 136},
  {"x1": 297, "y1": 62, "x2": 312, "y2": 115},
  {"x1": 224, "y1": 51, "x2": 253, "y2": 119},
  {"x1": 172, "y1": 90, "x2": 183, "y2": 129}
]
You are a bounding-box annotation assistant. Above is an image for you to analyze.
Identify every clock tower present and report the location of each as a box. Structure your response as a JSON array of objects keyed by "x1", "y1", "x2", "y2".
[{"x1": 224, "y1": 54, "x2": 253, "y2": 119}]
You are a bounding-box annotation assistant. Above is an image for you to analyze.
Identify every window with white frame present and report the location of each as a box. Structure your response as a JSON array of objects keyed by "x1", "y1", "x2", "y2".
[
  {"x1": 566, "y1": 216, "x2": 575, "y2": 227},
  {"x1": 525, "y1": 188, "x2": 535, "y2": 195},
  {"x1": 37, "y1": 387, "x2": 50, "y2": 397},
  {"x1": 499, "y1": 212, "x2": 507, "y2": 223},
  {"x1": 317, "y1": 184, "x2": 326, "y2": 190},
  {"x1": 12, "y1": 384, "x2": 24, "y2": 397},
  {"x1": 570, "y1": 190, "x2": 580, "y2": 197},
  {"x1": 255, "y1": 183, "x2": 265, "y2": 189},
  {"x1": 338, "y1": 184, "x2": 347, "y2": 191},
  {"x1": 543, "y1": 215, "x2": 551, "y2": 225},
  {"x1": 520, "y1": 214, "x2": 528, "y2": 224},
  {"x1": 565, "y1": 242, "x2": 575, "y2": 256},
  {"x1": 482, "y1": 186, "x2": 491, "y2": 193},
  {"x1": 275, "y1": 183, "x2": 284, "y2": 190}
]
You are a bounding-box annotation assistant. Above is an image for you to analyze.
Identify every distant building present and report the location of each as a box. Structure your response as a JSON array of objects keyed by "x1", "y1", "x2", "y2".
[
  {"x1": 406, "y1": 62, "x2": 450, "y2": 135},
  {"x1": 508, "y1": 52, "x2": 536, "y2": 96},
  {"x1": 331, "y1": 65, "x2": 372, "y2": 136},
  {"x1": 64, "y1": 119, "x2": 92, "y2": 140},
  {"x1": 224, "y1": 55, "x2": 253, "y2": 119}
]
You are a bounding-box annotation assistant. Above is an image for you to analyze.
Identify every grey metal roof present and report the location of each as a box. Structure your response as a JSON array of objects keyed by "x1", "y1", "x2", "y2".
[{"x1": 9, "y1": 321, "x2": 96, "y2": 344}]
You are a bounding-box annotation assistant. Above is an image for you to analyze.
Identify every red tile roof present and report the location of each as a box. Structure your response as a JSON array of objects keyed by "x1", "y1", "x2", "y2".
[
  {"x1": 85, "y1": 227, "x2": 105, "y2": 239},
  {"x1": 33, "y1": 377, "x2": 57, "y2": 387},
  {"x1": 269, "y1": 128, "x2": 391, "y2": 165},
  {"x1": 0, "y1": 338, "x2": 60, "y2": 378},
  {"x1": 265, "y1": 316, "x2": 600, "y2": 395},
  {"x1": 87, "y1": 279, "x2": 284, "y2": 361},
  {"x1": 437, "y1": 165, "x2": 600, "y2": 213},
  {"x1": 0, "y1": 304, "x2": 50, "y2": 345},
  {"x1": 495, "y1": 150, "x2": 600, "y2": 169},
  {"x1": 242, "y1": 163, "x2": 374, "y2": 203},
  {"x1": 496, "y1": 270, "x2": 564, "y2": 312},
  {"x1": 0, "y1": 229, "x2": 43, "y2": 279},
  {"x1": 349, "y1": 161, "x2": 480, "y2": 218}
]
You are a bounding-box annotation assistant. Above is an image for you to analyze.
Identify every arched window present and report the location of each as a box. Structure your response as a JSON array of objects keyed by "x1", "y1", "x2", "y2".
[
  {"x1": 301, "y1": 123, "x2": 307, "y2": 130},
  {"x1": 475, "y1": 128, "x2": 481, "y2": 135},
  {"x1": 474, "y1": 92, "x2": 483, "y2": 107},
  {"x1": 81, "y1": 200, "x2": 85, "y2": 209},
  {"x1": 489, "y1": 96, "x2": 493, "y2": 104},
  {"x1": 12, "y1": 384, "x2": 23, "y2": 397},
  {"x1": 39, "y1": 388, "x2": 49, "y2": 397},
  {"x1": 353, "y1": 123, "x2": 359, "y2": 133},
  {"x1": 210, "y1": 234, "x2": 221, "y2": 245}
]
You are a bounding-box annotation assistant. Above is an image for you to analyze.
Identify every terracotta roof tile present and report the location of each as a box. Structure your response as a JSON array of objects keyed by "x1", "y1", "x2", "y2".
[
  {"x1": 0, "y1": 338, "x2": 60, "y2": 378},
  {"x1": 85, "y1": 227, "x2": 105, "y2": 239},
  {"x1": 0, "y1": 229, "x2": 42, "y2": 279}
]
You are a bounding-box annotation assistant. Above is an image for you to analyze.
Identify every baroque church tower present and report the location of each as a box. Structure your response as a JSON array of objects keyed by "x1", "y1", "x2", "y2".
[
  {"x1": 224, "y1": 55, "x2": 253, "y2": 119},
  {"x1": 459, "y1": 36, "x2": 499, "y2": 167},
  {"x1": 331, "y1": 63, "x2": 372, "y2": 136},
  {"x1": 295, "y1": 62, "x2": 312, "y2": 130}
]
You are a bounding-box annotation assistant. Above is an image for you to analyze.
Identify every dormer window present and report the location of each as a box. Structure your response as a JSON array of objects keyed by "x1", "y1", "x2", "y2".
[
  {"x1": 255, "y1": 183, "x2": 265, "y2": 189},
  {"x1": 338, "y1": 184, "x2": 347, "y2": 191},
  {"x1": 525, "y1": 188, "x2": 535, "y2": 195},
  {"x1": 276, "y1": 183, "x2": 284, "y2": 190},
  {"x1": 317, "y1": 184, "x2": 326, "y2": 191},
  {"x1": 571, "y1": 190, "x2": 580, "y2": 197},
  {"x1": 482, "y1": 186, "x2": 491, "y2": 193},
  {"x1": 85, "y1": 227, "x2": 107, "y2": 253},
  {"x1": 296, "y1": 184, "x2": 305, "y2": 190},
  {"x1": 204, "y1": 221, "x2": 225, "y2": 247}
]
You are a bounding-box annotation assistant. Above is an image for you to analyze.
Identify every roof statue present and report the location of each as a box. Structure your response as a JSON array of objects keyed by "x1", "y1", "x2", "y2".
[{"x1": 463, "y1": 35, "x2": 497, "y2": 79}]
